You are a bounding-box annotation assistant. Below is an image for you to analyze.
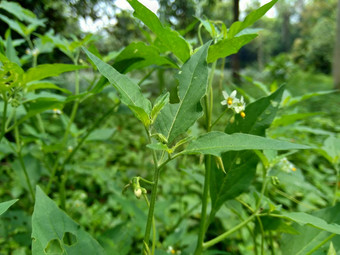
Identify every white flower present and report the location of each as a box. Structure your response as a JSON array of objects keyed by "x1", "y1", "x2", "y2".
[
  {"x1": 233, "y1": 96, "x2": 245, "y2": 114},
  {"x1": 221, "y1": 90, "x2": 237, "y2": 108}
]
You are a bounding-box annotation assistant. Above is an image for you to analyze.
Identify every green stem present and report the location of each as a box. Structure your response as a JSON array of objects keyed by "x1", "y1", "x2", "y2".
[
  {"x1": 142, "y1": 130, "x2": 161, "y2": 255},
  {"x1": 0, "y1": 95, "x2": 8, "y2": 142},
  {"x1": 203, "y1": 213, "x2": 258, "y2": 249},
  {"x1": 268, "y1": 231, "x2": 275, "y2": 255},
  {"x1": 143, "y1": 193, "x2": 156, "y2": 255},
  {"x1": 14, "y1": 126, "x2": 35, "y2": 201},
  {"x1": 305, "y1": 233, "x2": 336, "y2": 255},
  {"x1": 194, "y1": 155, "x2": 212, "y2": 255},
  {"x1": 256, "y1": 216, "x2": 265, "y2": 255},
  {"x1": 332, "y1": 164, "x2": 339, "y2": 206},
  {"x1": 138, "y1": 68, "x2": 156, "y2": 86}
]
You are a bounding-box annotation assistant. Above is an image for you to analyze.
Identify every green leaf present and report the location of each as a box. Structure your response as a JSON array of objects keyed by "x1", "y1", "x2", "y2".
[
  {"x1": 183, "y1": 132, "x2": 309, "y2": 156},
  {"x1": 327, "y1": 242, "x2": 336, "y2": 255},
  {"x1": 207, "y1": 34, "x2": 257, "y2": 63},
  {"x1": 226, "y1": 85, "x2": 285, "y2": 135},
  {"x1": 228, "y1": 0, "x2": 278, "y2": 38},
  {"x1": 85, "y1": 128, "x2": 116, "y2": 142},
  {"x1": 0, "y1": 199, "x2": 18, "y2": 216},
  {"x1": 280, "y1": 211, "x2": 340, "y2": 235},
  {"x1": 146, "y1": 142, "x2": 169, "y2": 151},
  {"x1": 0, "y1": 1, "x2": 44, "y2": 26},
  {"x1": 32, "y1": 186, "x2": 105, "y2": 254},
  {"x1": 83, "y1": 47, "x2": 152, "y2": 118},
  {"x1": 210, "y1": 151, "x2": 258, "y2": 218},
  {"x1": 127, "y1": 0, "x2": 191, "y2": 63},
  {"x1": 27, "y1": 81, "x2": 72, "y2": 94},
  {"x1": 283, "y1": 90, "x2": 336, "y2": 107},
  {"x1": 24, "y1": 64, "x2": 87, "y2": 84},
  {"x1": 129, "y1": 105, "x2": 151, "y2": 127},
  {"x1": 154, "y1": 42, "x2": 210, "y2": 144},
  {"x1": 281, "y1": 203, "x2": 340, "y2": 255},
  {"x1": 113, "y1": 42, "x2": 178, "y2": 73},
  {"x1": 151, "y1": 92, "x2": 169, "y2": 123},
  {"x1": 0, "y1": 14, "x2": 26, "y2": 37},
  {"x1": 5, "y1": 30, "x2": 20, "y2": 65},
  {"x1": 272, "y1": 112, "x2": 322, "y2": 127}
]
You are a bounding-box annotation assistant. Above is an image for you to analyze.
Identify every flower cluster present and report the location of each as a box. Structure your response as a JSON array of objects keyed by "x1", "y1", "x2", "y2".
[{"x1": 221, "y1": 90, "x2": 246, "y2": 118}]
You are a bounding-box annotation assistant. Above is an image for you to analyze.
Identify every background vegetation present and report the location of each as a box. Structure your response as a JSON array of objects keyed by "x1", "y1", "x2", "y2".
[{"x1": 0, "y1": 0, "x2": 340, "y2": 254}]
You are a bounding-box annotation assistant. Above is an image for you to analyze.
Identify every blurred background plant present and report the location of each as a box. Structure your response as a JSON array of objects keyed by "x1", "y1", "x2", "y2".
[{"x1": 0, "y1": 0, "x2": 340, "y2": 254}]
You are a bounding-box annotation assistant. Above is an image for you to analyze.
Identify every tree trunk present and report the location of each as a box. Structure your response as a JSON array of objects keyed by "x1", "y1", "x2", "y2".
[
  {"x1": 333, "y1": 0, "x2": 340, "y2": 89},
  {"x1": 231, "y1": 0, "x2": 241, "y2": 83}
]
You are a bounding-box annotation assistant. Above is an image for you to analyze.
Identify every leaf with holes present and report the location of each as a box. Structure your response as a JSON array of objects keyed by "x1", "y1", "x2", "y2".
[{"x1": 32, "y1": 186, "x2": 105, "y2": 254}]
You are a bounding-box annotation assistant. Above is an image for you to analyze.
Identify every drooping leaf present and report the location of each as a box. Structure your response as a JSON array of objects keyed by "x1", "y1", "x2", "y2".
[
  {"x1": 0, "y1": 199, "x2": 18, "y2": 216},
  {"x1": 183, "y1": 132, "x2": 309, "y2": 156},
  {"x1": 0, "y1": 14, "x2": 26, "y2": 37},
  {"x1": 127, "y1": 0, "x2": 191, "y2": 63},
  {"x1": 154, "y1": 42, "x2": 210, "y2": 144},
  {"x1": 207, "y1": 34, "x2": 257, "y2": 63},
  {"x1": 26, "y1": 81, "x2": 72, "y2": 94},
  {"x1": 281, "y1": 203, "x2": 340, "y2": 255},
  {"x1": 271, "y1": 112, "x2": 322, "y2": 127},
  {"x1": 113, "y1": 42, "x2": 178, "y2": 73},
  {"x1": 0, "y1": 1, "x2": 44, "y2": 26},
  {"x1": 280, "y1": 211, "x2": 340, "y2": 235},
  {"x1": 85, "y1": 128, "x2": 116, "y2": 142},
  {"x1": 24, "y1": 64, "x2": 87, "y2": 84},
  {"x1": 228, "y1": 0, "x2": 278, "y2": 38},
  {"x1": 225, "y1": 85, "x2": 285, "y2": 135},
  {"x1": 32, "y1": 186, "x2": 105, "y2": 254},
  {"x1": 83, "y1": 47, "x2": 152, "y2": 119}
]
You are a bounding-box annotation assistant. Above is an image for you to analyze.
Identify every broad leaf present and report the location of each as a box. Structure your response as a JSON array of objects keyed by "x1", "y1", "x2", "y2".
[
  {"x1": 281, "y1": 203, "x2": 340, "y2": 255},
  {"x1": 183, "y1": 132, "x2": 309, "y2": 156},
  {"x1": 24, "y1": 64, "x2": 87, "y2": 84},
  {"x1": 113, "y1": 42, "x2": 178, "y2": 73},
  {"x1": 85, "y1": 128, "x2": 116, "y2": 142},
  {"x1": 228, "y1": 0, "x2": 278, "y2": 38},
  {"x1": 0, "y1": 199, "x2": 18, "y2": 216},
  {"x1": 207, "y1": 34, "x2": 257, "y2": 63},
  {"x1": 210, "y1": 151, "x2": 258, "y2": 218},
  {"x1": 154, "y1": 42, "x2": 210, "y2": 144},
  {"x1": 127, "y1": 0, "x2": 191, "y2": 63},
  {"x1": 32, "y1": 186, "x2": 105, "y2": 254},
  {"x1": 83, "y1": 47, "x2": 152, "y2": 118}
]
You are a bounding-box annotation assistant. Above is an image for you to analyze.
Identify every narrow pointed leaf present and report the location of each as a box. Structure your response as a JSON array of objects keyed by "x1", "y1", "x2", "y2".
[
  {"x1": 83, "y1": 47, "x2": 152, "y2": 116},
  {"x1": 228, "y1": 0, "x2": 278, "y2": 38},
  {"x1": 127, "y1": 0, "x2": 191, "y2": 62},
  {"x1": 154, "y1": 42, "x2": 210, "y2": 144},
  {"x1": 32, "y1": 186, "x2": 105, "y2": 254},
  {"x1": 24, "y1": 64, "x2": 87, "y2": 84},
  {"x1": 0, "y1": 199, "x2": 18, "y2": 216},
  {"x1": 280, "y1": 211, "x2": 340, "y2": 235},
  {"x1": 207, "y1": 34, "x2": 257, "y2": 63},
  {"x1": 184, "y1": 132, "x2": 309, "y2": 156},
  {"x1": 281, "y1": 203, "x2": 340, "y2": 255},
  {"x1": 113, "y1": 42, "x2": 178, "y2": 73}
]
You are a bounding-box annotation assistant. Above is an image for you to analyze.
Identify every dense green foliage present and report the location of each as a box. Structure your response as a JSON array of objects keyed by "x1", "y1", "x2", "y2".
[{"x1": 0, "y1": 0, "x2": 340, "y2": 255}]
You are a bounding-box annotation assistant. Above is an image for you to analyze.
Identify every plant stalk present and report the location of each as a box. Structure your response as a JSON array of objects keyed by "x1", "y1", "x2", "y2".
[
  {"x1": 0, "y1": 95, "x2": 8, "y2": 142},
  {"x1": 142, "y1": 130, "x2": 161, "y2": 255}
]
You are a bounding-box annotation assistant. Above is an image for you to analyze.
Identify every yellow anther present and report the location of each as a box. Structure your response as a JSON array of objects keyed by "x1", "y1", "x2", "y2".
[
  {"x1": 227, "y1": 98, "x2": 233, "y2": 105},
  {"x1": 171, "y1": 249, "x2": 176, "y2": 254},
  {"x1": 240, "y1": 111, "x2": 246, "y2": 118},
  {"x1": 292, "y1": 167, "x2": 297, "y2": 171}
]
